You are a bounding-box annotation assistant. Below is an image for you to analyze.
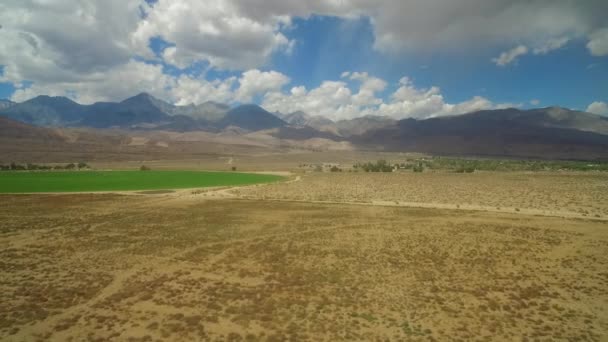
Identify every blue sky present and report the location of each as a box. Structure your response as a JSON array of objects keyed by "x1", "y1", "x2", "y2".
[
  {"x1": 268, "y1": 16, "x2": 607, "y2": 110},
  {"x1": 0, "y1": 1, "x2": 607, "y2": 119}
]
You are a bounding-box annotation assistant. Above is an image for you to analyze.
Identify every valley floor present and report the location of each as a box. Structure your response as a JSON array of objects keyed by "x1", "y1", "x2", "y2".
[{"x1": 1, "y1": 171, "x2": 607, "y2": 341}]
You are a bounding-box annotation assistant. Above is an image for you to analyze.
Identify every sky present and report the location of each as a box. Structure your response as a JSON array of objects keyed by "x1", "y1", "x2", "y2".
[{"x1": 0, "y1": 0, "x2": 607, "y2": 120}]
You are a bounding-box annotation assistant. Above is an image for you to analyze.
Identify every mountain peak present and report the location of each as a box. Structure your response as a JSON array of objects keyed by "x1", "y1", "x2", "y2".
[
  {"x1": 28, "y1": 95, "x2": 79, "y2": 106},
  {"x1": 222, "y1": 104, "x2": 286, "y2": 131},
  {"x1": 123, "y1": 92, "x2": 156, "y2": 103},
  {"x1": 234, "y1": 104, "x2": 265, "y2": 111},
  {"x1": 0, "y1": 99, "x2": 15, "y2": 110},
  {"x1": 135, "y1": 92, "x2": 152, "y2": 98}
]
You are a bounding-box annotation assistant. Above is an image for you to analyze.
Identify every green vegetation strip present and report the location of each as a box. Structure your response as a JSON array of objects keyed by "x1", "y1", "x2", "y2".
[{"x1": 0, "y1": 171, "x2": 284, "y2": 193}]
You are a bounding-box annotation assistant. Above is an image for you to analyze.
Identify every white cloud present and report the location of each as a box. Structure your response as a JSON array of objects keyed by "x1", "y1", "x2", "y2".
[
  {"x1": 587, "y1": 28, "x2": 608, "y2": 56},
  {"x1": 235, "y1": 69, "x2": 290, "y2": 103},
  {"x1": 263, "y1": 73, "x2": 510, "y2": 120},
  {"x1": 358, "y1": 1, "x2": 604, "y2": 55},
  {"x1": 132, "y1": 0, "x2": 295, "y2": 70},
  {"x1": 491, "y1": 36, "x2": 570, "y2": 66},
  {"x1": 1, "y1": 1, "x2": 606, "y2": 111},
  {"x1": 377, "y1": 77, "x2": 512, "y2": 119},
  {"x1": 530, "y1": 99, "x2": 540, "y2": 106},
  {"x1": 189, "y1": 1, "x2": 606, "y2": 58},
  {"x1": 587, "y1": 101, "x2": 608, "y2": 116},
  {"x1": 262, "y1": 81, "x2": 354, "y2": 120},
  {"x1": 172, "y1": 75, "x2": 237, "y2": 106},
  {"x1": 532, "y1": 37, "x2": 570, "y2": 55},
  {"x1": 9, "y1": 66, "x2": 292, "y2": 107},
  {"x1": 0, "y1": 0, "x2": 143, "y2": 84},
  {"x1": 492, "y1": 45, "x2": 528, "y2": 66},
  {"x1": 347, "y1": 72, "x2": 387, "y2": 106},
  {"x1": 10, "y1": 60, "x2": 175, "y2": 104}
]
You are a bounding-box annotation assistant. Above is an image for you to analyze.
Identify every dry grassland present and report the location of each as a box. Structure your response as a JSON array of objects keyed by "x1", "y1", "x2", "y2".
[
  {"x1": 233, "y1": 172, "x2": 608, "y2": 220},
  {"x1": 88, "y1": 151, "x2": 422, "y2": 172},
  {"x1": 1, "y1": 188, "x2": 607, "y2": 341}
]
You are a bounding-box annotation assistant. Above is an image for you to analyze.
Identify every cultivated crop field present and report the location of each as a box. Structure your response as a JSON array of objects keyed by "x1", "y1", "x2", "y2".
[
  {"x1": 1, "y1": 177, "x2": 607, "y2": 341},
  {"x1": 0, "y1": 171, "x2": 283, "y2": 193}
]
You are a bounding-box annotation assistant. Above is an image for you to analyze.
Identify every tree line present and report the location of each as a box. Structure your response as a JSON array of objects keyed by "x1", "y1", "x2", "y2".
[{"x1": 0, "y1": 162, "x2": 90, "y2": 171}]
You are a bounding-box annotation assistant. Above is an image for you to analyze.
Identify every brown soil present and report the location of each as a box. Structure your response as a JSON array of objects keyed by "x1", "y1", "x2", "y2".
[{"x1": 1, "y1": 185, "x2": 607, "y2": 341}]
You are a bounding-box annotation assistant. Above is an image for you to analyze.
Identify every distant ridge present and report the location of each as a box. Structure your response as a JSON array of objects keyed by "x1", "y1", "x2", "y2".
[
  {"x1": 0, "y1": 94, "x2": 285, "y2": 132},
  {"x1": 355, "y1": 107, "x2": 608, "y2": 160},
  {"x1": 2, "y1": 94, "x2": 608, "y2": 159},
  {"x1": 0, "y1": 99, "x2": 15, "y2": 111}
]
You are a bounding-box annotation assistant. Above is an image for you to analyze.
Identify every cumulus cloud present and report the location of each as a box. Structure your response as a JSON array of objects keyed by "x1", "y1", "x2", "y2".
[
  {"x1": 376, "y1": 78, "x2": 515, "y2": 119},
  {"x1": 262, "y1": 81, "x2": 354, "y2": 120},
  {"x1": 172, "y1": 76, "x2": 237, "y2": 106},
  {"x1": 9, "y1": 67, "x2": 293, "y2": 107},
  {"x1": 345, "y1": 72, "x2": 387, "y2": 106},
  {"x1": 587, "y1": 101, "x2": 608, "y2": 116},
  {"x1": 235, "y1": 70, "x2": 290, "y2": 103},
  {"x1": 130, "y1": 1, "x2": 608, "y2": 69},
  {"x1": 587, "y1": 28, "x2": 608, "y2": 56},
  {"x1": 0, "y1": 0, "x2": 143, "y2": 84},
  {"x1": 10, "y1": 60, "x2": 175, "y2": 104},
  {"x1": 1, "y1": 1, "x2": 606, "y2": 111},
  {"x1": 132, "y1": 0, "x2": 295, "y2": 70},
  {"x1": 492, "y1": 45, "x2": 529, "y2": 66},
  {"x1": 263, "y1": 73, "x2": 511, "y2": 120}
]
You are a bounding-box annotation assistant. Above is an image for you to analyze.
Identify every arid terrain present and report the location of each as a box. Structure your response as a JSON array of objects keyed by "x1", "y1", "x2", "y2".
[
  {"x1": 2, "y1": 1, "x2": 607, "y2": 341},
  {"x1": 1, "y1": 170, "x2": 608, "y2": 341},
  {"x1": 232, "y1": 171, "x2": 608, "y2": 220}
]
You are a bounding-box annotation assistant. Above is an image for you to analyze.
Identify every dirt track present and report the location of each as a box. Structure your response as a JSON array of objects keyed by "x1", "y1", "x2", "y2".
[{"x1": 180, "y1": 172, "x2": 608, "y2": 222}]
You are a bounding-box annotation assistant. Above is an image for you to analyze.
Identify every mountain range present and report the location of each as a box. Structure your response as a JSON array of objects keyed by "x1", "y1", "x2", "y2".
[
  {"x1": 0, "y1": 99, "x2": 14, "y2": 111},
  {"x1": 0, "y1": 93, "x2": 284, "y2": 132},
  {"x1": 1, "y1": 93, "x2": 608, "y2": 160}
]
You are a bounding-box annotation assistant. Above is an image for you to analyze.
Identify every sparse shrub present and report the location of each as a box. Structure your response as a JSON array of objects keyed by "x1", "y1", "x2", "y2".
[
  {"x1": 78, "y1": 162, "x2": 89, "y2": 169},
  {"x1": 0, "y1": 163, "x2": 58, "y2": 171},
  {"x1": 10, "y1": 162, "x2": 26, "y2": 170},
  {"x1": 330, "y1": 166, "x2": 341, "y2": 172},
  {"x1": 455, "y1": 166, "x2": 475, "y2": 173},
  {"x1": 412, "y1": 164, "x2": 424, "y2": 173},
  {"x1": 140, "y1": 165, "x2": 151, "y2": 171},
  {"x1": 65, "y1": 163, "x2": 76, "y2": 170},
  {"x1": 231, "y1": 166, "x2": 237, "y2": 171},
  {"x1": 355, "y1": 160, "x2": 393, "y2": 172}
]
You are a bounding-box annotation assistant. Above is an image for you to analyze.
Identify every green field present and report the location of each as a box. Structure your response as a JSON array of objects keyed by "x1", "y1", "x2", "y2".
[{"x1": 0, "y1": 171, "x2": 284, "y2": 193}]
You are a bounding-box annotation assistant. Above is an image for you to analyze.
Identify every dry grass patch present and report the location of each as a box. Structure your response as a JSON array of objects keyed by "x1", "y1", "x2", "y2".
[{"x1": 0, "y1": 194, "x2": 606, "y2": 341}]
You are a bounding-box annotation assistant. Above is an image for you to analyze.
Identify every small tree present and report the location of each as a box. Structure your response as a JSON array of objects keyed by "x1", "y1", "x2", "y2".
[
  {"x1": 330, "y1": 165, "x2": 341, "y2": 172},
  {"x1": 78, "y1": 162, "x2": 89, "y2": 169},
  {"x1": 231, "y1": 166, "x2": 237, "y2": 171},
  {"x1": 65, "y1": 163, "x2": 76, "y2": 170},
  {"x1": 140, "y1": 165, "x2": 151, "y2": 171},
  {"x1": 413, "y1": 163, "x2": 424, "y2": 173}
]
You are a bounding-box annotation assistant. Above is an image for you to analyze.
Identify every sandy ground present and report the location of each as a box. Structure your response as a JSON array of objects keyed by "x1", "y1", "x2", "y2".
[
  {"x1": 1, "y1": 171, "x2": 607, "y2": 341},
  {"x1": 226, "y1": 171, "x2": 608, "y2": 221}
]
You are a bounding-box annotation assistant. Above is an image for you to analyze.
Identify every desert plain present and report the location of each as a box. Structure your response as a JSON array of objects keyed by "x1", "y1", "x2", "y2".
[{"x1": 1, "y1": 155, "x2": 607, "y2": 341}]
